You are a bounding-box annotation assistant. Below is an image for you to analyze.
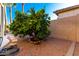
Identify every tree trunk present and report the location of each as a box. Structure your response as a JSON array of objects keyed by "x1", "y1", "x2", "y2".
[
  {"x1": 10, "y1": 7, "x2": 12, "y2": 24},
  {"x1": 4, "y1": 6, "x2": 6, "y2": 31},
  {"x1": 22, "y1": 3, "x2": 24, "y2": 12}
]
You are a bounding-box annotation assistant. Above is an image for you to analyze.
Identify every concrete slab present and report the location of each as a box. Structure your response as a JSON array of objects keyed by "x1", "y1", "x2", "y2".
[{"x1": 65, "y1": 42, "x2": 76, "y2": 56}]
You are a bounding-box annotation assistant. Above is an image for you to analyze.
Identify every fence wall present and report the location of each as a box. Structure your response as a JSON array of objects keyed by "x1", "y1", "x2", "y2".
[{"x1": 49, "y1": 14, "x2": 79, "y2": 42}]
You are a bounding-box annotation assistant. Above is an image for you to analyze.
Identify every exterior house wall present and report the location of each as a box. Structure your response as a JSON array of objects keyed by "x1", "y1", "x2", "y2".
[
  {"x1": 58, "y1": 8, "x2": 79, "y2": 19},
  {"x1": 0, "y1": 4, "x2": 5, "y2": 37},
  {"x1": 0, "y1": 4, "x2": 3, "y2": 37},
  {"x1": 0, "y1": 4, "x2": 10, "y2": 48},
  {"x1": 49, "y1": 14, "x2": 79, "y2": 42}
]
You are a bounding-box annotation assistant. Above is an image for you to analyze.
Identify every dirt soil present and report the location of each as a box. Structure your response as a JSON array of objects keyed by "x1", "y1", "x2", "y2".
[{"x1": 16, "y1": 38, "x2": 72, "y2": 56}]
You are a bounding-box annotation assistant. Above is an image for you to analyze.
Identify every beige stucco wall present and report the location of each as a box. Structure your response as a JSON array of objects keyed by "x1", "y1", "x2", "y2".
[
  {"x1": 0, "y1": 5, "x2": 2, "y2": 37},
  {"x1": 49, "y1": 14, "x2": 79, "y2": 42},
  {"x1": 58, "y1": 8, "x2": 79, "y2": 19}
]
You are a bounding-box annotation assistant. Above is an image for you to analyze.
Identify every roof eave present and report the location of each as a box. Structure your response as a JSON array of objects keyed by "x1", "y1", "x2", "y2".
[{"x1": 53, "y1": 5, "x2": 79, "y2": 16}]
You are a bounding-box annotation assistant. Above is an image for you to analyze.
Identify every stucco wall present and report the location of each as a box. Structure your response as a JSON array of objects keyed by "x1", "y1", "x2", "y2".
[
  {"x1": 0, "y1": 5, "x2": 1, "y2": 24},
  {"x1": 58, "y1": 8, "x2": 79, "y2": 19},
  {"x1": 49, "y1": 14, "x2": 79, "y2": 42}
]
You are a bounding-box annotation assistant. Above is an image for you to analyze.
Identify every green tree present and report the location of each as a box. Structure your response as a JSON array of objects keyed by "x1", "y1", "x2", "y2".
[
  {"x1": 7, "y1": 3, "x2": 16, "y2": 24},
  {"x1": 10, "y1": 8, "x2": 50, "y2": 43}
]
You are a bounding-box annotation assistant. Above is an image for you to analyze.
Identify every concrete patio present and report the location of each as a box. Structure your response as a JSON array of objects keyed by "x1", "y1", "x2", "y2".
[{"x1": 73, "y1": 42, "x2": 79, "y2": 56}]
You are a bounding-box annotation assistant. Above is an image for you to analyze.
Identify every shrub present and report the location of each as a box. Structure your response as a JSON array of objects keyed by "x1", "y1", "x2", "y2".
[{"x1": 10, "y1": 8, "x2": 50, "y2": 43}]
